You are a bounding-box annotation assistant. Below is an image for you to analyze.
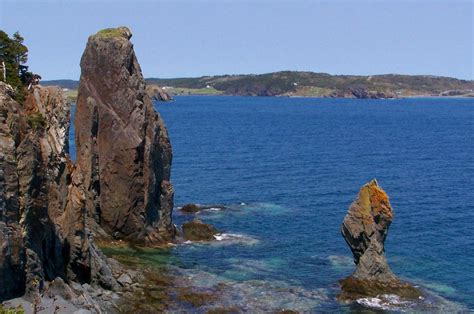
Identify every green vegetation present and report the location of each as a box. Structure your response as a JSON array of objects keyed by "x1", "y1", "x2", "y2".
[
  {"x1": 284, "y1": 86, "x2": 334, "y2": 97},
  {"x1": 0, "y1": 30, "x2": 35, "y2": 101},
  {"x1": 146, "y1": 71, "x2": 473, "y2": 97},
  {"x1": 164, "y1": 86, "x2": 223, "y2": 96},
  {"x1": 27, "y1": 112, "x2": 47, "y2": 130},
  {"x1": 42, "y1": 71, "x2": 474, "y2": 100},
  {"x1": 95, "y1": 27, "x2": 131, "y2": 39},
  {"x1": 64, "y1": 89, "x2": 78, "y2": 102},
  {"x1": 0, "y1": 304, "x2": 25, "y2": 314}
]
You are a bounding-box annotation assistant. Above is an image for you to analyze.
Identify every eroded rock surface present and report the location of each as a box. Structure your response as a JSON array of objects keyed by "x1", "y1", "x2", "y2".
[
  {"x1": 340, "y1": 179, "x2": 420, "y2": 299},
  {"x1": 0, "y1": 83, "x2": 115, "y2": 302},
  {"x1": 75, "y1": 27, "x2": 175, "y2": 245}
]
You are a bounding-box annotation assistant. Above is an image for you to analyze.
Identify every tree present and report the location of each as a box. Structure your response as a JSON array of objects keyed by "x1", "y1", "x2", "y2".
[{"x1": 0, "y1": 30, "x2": 31, "y2": 100}]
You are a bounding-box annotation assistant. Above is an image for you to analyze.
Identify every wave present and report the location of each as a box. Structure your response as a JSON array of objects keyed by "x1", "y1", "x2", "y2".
[
  {"x1": 180, "y1": 233, "x2": 259, "y2": 246},
  {"x1": 356, "y1": 294, "x2": 417, "y2": 311},
  {"x1": 212, "y1": 233, "x2": 260, "y2": 246},
  {"x1": 353, "y1": 288, "x2": 468, "y2": 312}
]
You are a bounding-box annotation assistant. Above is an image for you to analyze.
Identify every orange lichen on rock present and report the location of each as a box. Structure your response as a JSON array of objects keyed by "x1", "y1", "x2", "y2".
[
  {"x1": 368, "y1": 182, "x2": 392, "y2": 219},
  {"x1": 340, "y1": 179, "x2": 421, "y2": 301}
]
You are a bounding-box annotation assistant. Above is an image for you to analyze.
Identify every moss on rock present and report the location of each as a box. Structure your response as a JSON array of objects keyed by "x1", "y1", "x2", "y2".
[{"x1": 94, "y1": 27, "x2": 132, "y2": 39}]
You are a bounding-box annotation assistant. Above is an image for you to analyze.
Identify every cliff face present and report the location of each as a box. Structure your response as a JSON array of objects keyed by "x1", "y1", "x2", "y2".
[
  {"x1": 75, "y1": 27, "x2": 175, "y2": 245},
  {"x1": 0, "y1": 82, "x2": 26, "y2": 300},
  {"x1": 339, "y1": 179, "x2": 420, "y2": 300},
  {"x1": 0, "y1": 83, "x2": 114, "y2": 302}
]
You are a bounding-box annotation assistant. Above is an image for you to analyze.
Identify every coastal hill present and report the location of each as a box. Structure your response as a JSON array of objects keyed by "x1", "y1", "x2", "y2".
[{"x1": 44, "y1": 71, "x2": 473, "y2": 99}]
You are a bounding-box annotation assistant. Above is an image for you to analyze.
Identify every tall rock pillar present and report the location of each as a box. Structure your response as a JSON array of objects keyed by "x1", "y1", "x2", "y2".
[{"x1": 75, "y1": 27, "x2": 175, "y2": 245}]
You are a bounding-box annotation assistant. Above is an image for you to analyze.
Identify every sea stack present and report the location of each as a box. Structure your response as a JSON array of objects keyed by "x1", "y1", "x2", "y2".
[
  {"x1": 75, "y1": 27, "x2": 175, "y2": 244},
  {"x1": 339, "y1": 179, "x2": 420, "y2": 299}
]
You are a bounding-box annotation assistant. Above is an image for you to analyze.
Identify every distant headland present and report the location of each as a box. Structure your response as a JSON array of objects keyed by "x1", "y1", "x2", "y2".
[{"x1": 43, "y1": 71, "x2": 473, "y2": 101}]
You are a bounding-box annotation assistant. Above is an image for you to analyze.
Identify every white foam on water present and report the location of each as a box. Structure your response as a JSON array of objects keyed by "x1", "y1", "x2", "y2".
[
  {"x1": 212, "y1": 233, "x2": 260, "y2": 245},
  {"x1": 213, "y1": 233, "x2": 243, "y2": 241},
  {"x1": 356, "y1": 294, "x2": 414, "y2": 311},
  {"x1": 204, "y1": 207, "x2": 223, "y2": 212},
  {"x1": 355, "y1": 291, "x2": 469, "y2": 312}
]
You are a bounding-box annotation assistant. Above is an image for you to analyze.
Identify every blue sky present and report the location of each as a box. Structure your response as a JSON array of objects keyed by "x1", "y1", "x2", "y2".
[{"x1": 0, "y1": 0, "x2": 472, "y2": 80}]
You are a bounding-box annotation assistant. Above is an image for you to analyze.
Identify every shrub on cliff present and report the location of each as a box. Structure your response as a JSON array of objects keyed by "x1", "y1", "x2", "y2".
[
  {"x1": 0, "y1": 30, "x2": 33, "y2": 101},
  {"x1": 26, "y1": 112, "x2": 47, "y2": 130}
]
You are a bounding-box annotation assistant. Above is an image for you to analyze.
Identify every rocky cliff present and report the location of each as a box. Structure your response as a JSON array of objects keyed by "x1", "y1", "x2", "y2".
[
  {"x1": 339, "y1": 179, "x2": 420, "y2": 300},
  {"x1": 0, "y1": 82, "x2": 114, "y2": 303},
  {"x1": 75, "y1": 27, "x2": 175, "y2": 245},
  {"x1": 146, "y1": 84, "x2": 173, "y2": 102},
  {"x1": 330, "y1": 88, "x2": 398, "y2": 99},
  {"x1": 1, "y1": 26, "x2": 175, "y2": 309}
]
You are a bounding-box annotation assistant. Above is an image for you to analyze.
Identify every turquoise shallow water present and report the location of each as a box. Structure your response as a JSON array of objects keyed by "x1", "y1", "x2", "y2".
[{"x1": 70, "y1": 96, "x2": 474, "y2": 311}]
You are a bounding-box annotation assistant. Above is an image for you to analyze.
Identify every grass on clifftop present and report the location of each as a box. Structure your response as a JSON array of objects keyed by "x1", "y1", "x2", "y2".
[
  {"x1": 166, "y1": 86, "x2": 223, "y2": 96},
  {"x1": 94, "y1": 27, "x2": 131, "y2": 38}
]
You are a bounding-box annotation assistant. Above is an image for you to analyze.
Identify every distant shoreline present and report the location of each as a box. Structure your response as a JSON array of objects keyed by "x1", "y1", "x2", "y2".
[
  {"x1": 66, "y1": 92, "x2": 473, "y2": 104},
  {"x1": 43, "y1": 70, "x2": 473, "y2": 101}
]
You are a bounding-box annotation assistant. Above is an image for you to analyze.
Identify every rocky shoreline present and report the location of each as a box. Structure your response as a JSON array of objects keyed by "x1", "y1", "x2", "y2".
[
  {"x1": 0, "y1": 27, "x2": 439, "y2": 313},
  {"x1": 0, "y1": 26, "x2": 179, "y2": 312},
  {"x1": 0, "y1": 26, "x2": 239, "y2": 313}
]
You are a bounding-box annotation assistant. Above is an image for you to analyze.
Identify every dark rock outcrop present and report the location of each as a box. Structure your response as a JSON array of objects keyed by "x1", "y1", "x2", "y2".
[
  {"x1": 0, "y1": 82, "x2": 115, "y2": 302},
  {"x1": 330, "y1": 88, "x2": 397, "y2": 99},
  {"x1": 180, "y1": 204, "x2": 201, "y2": 214},
  {"x1": 339, "y1": 179, "x2": 420, "y2": 300},
  {"x1": 182, "y1": 219, "x2": 218, "y2": 241},
  {"x1": 75, "y1": 27, "x2": 175, "y2": 245},
  {"x1": 146, "y1": 84, "x2": 173, "y2": 102},
  {"x1": 1, "y1": 26, "x2": 176, "y2": 307}
]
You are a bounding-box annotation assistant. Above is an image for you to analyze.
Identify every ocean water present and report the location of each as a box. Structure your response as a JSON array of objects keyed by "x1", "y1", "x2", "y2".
[{"x1": 70, "y1": 96, "x2": 474, "y2": 312}]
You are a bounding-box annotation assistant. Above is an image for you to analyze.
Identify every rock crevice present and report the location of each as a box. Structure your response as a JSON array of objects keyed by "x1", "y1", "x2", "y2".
[{"x1": 0, "y1": 83, "x2": 115, "y2": 302}]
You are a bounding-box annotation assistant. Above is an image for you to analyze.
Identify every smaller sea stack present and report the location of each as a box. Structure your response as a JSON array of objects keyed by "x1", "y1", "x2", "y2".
[{"x1": 340, "y1": 179, "x2": 420, "y2": 300}]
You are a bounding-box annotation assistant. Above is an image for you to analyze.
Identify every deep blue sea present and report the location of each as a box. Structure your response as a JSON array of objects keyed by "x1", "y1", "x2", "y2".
[{"x1": 70, "y1": 96, "x2": 474, "y2": 312}]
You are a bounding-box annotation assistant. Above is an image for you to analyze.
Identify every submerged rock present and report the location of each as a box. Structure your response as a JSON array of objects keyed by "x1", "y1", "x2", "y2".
[
  {"x1": 180, "y1": 204, "x2": 201, "y2": 214},
  {"x1": 177, "y1": 287, "x2": 217, "y2": 307},
  {"x1": 339, "y1": 179, "x2": 421, "y2": 300},
  {"x1": 179, "y1": 203, "x2": 228, "y2": 214},
  {"x1": 75, "y1": 27, "x2": 175, "y2": 245},
  {"x1": 182, "y1": 219, "x2": 218, "y2": 241}
]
